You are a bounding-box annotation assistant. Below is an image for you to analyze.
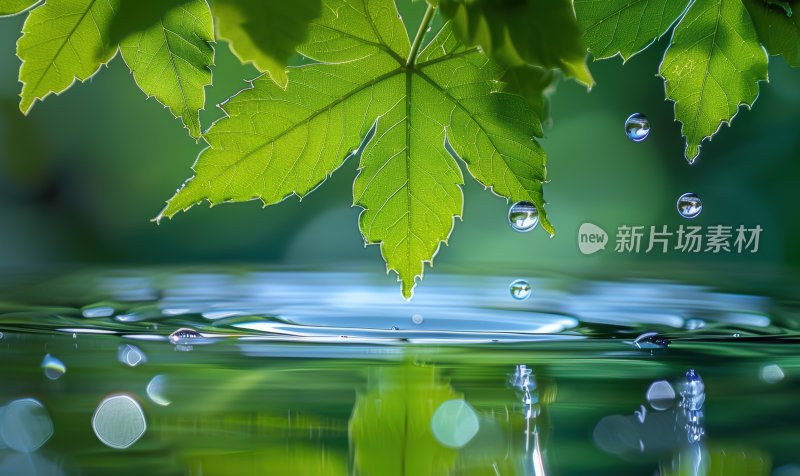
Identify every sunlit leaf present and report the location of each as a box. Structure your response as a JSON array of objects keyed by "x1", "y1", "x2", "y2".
[
  {"x1": 211, "y1": 0, "x2": 321, "y2": 87},
  {"x1": 17, "y1": 0, "x2": 119, "y2": 114},
  {"x1": 118, "y1": 0, "x2": 214, "y2": 138},
  {"x1": 158, "y1": 0, "x2": 552, "y2": 299},
  {"x1": 660, "y1": 0, "x2": 768, "y2": 162}
]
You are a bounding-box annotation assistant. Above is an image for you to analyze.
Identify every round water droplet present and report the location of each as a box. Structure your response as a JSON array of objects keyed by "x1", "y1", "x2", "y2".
[
  {"x1": 117, "y1": 344, "x2": 147, "y2": 367},
  {"x1": 677, "y1": 192, "x2": 702, "y2": 219},
  {"x1": 508, "y1": 201, "x2": 539, "y2": 232},
  {"x1": 625, "y1": 113, "x2": 650, "y2": 142},
  {"x1": 41, "y1": 354, "x2": 66, "y2": 380},
  {"x1": 411, "y1": 314, "x2": 424, "y2": 325},
  {"x1": 509, "y1": 279, "x2": 531, "y2": 301},
  {"x1": 430, "y1": 399, "x2": 480, "y2": 448},
  {"x1": 146, "y1": 375, "x2": 171, "y2": 406},
  {"x1": 760, "y1": 364, "x2": 784, "y2": 384},
  {"x1": 632, "y1": 332, "x2": 670, "y2": 350},
  {"x1": 168, "y1": 328, "x2": 202, "y2": 345},
  {"x1": 0, "y1": 398, "x2": 53, "y2": 452},
  {"x1": 92, "y1": 395, "x2": 146, "y2": 449},
  {"x1": 646, "y1": 380, "x2": 676, "y2": 410}
]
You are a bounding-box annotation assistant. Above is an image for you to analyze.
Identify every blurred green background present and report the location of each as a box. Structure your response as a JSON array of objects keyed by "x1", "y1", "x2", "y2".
[{"x1": 1, "y1": 2, "x2": 799, "y2": 288}]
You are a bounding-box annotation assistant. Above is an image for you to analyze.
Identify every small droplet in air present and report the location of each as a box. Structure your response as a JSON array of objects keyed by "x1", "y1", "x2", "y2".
[
  {"x1": 168, "y1": 328, "x2": 202, "y2": 345},
  {"x1": 632, "y1": 332, "x2": 670, "y2": 350},
  {"x1": 677, "y1": 192, "x2": 702, "y2": 219},
  {"x1": 41, "y1": 354, "x2": 66, "y2": 380},
  {"x1": 508, "y1": 201, "x2": 539, "y2": 232},
  {"x1": 625, "y1": 113, "x2": 650, "y2": 142},
  {"x1": 509, "y1": 279, "x2": 531, "y2": 301},
  {"x1": 412, "y1": 314, "x2": 424, "y2": 325}
]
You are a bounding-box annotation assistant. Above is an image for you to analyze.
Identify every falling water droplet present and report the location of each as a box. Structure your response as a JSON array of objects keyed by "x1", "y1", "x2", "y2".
[
  {"x1": 412, "y1": 314, "x2": 424, "y2": 325},
  {"x1": 677, "y1": 193, "x2": 702, "y2": 219},
  {"x1": 117, "y1": 344, "x2": 147, "y2": 367},
  {"x1": 508, "y1": 201, "x2": 539, "y2": 232},
  {"x1": 632, "y1": 332, "x2": 670, "y2": 350},
  {"x1": 168, "y1": 328, "x2": 202, "y2": 345},
  {"x1": 92, "y1": 395, "x2": 146, "y2": 449},
  {"x1": 509, "y1": 279, "x2": 531, "y2": 301},
  {"x1": 41, "y1": 354, "x2": 66, "y2": 380},
  {"x1": 625, "y1": 113, "x2": 650, "y2": 142}
]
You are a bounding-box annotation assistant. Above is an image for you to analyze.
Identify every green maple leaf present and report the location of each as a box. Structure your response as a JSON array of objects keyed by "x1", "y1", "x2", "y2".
[
  {"x1": 660, "y1": 0, "x2": 768, "y2": 162},
  {"x1": 211, "y1": 0, "x2": 321, "y2": 88},
  {"x1": 575, "y1": 0, "x2": 691, "y2": 61},
  {"x1": 157, "y1": 0, "x2": 552, "y2": 299},
  {"x1": 436, "y1": 0, "x2": 594, "y2": 87},
  {"x1": 15, "y1": 0, "x2": 214, "y2": 137},
  {"x1": 576, "y1": 0, "x2": 770, "y2": 163},
  {"x1": 118, "y1": 0, "x2": 215, "y2": 138},
  {"x1": 745, "y1": 0, "x2": 800, "y2": 67},
  {"x1": 0, "y1": 0, "x2": 39, "y2": 16}
]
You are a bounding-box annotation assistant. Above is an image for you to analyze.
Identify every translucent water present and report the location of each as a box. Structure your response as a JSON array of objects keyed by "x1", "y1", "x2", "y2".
[
  {"x1": 632, "y1": 332, "x2": 670, "y2": 349},
  {"x1": 508, "y1": 201, "x2": 539, "y2": 232},
  {"x1": 509, "y1": 279, "x2": 532, "y2": 301},
  {"x1": 625, "y1": 112, "x2": 650, "y2": 142},
  {"x1": 41, "y1": 354, "x2": 65, "y2": 380},
  {"x1": 0, "y1": 269, "x2": 797, "y2": 475},
  {"x1": 677, "y1": 192, "x2": 703, "y2": 218},
  {"x1": 168, "y1": 328, "x2": 202, "y2": 345}
]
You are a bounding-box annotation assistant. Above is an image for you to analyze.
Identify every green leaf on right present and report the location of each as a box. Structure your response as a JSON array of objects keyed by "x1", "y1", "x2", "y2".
[
  {"x1": 211, "y1": 0, "x2": 321, "y2": 88},
  {"x1": 0, "y1": 0, "x2": 39, "y2": 16},
  {"x1": 576, "y1": 0, "x2": 771, "y2": 163},
  {"x1": 745, "y1": 0, "x2": 800, "y2": 67},
  {"x1": 575, "y1": 0, "x2": 691, "y2": 61},
  {"x1": 660, "y1": 0, "x2": 768, "y2": 162}
]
